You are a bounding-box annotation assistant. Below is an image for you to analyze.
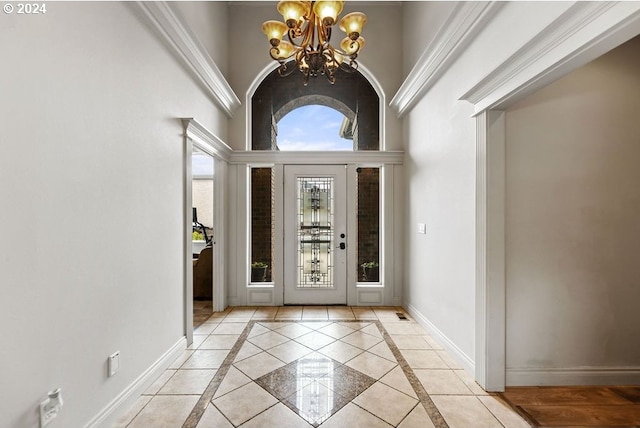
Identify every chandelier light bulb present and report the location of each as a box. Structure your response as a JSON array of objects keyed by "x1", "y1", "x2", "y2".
[
  {"x1": 262, "y1": 20, "x2": 288, "y2": 45},
  {"x1": 339, "y1": 11, "x2": 366, "y2": 39},
  {"x1": 313, "y1": 0, "x2": 344, "y2": 26},
  {"x1": 277, "y1": 0, "x2": 308, "y2": 28}
]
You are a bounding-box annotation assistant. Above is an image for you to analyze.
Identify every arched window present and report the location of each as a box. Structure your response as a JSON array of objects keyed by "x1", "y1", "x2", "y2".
[
  {"x1": 252, "y1": 64, "x2": 379, "y2": 150},
  {"x1": 277, "y1": 105, "x2": 353, "y2": 151}
]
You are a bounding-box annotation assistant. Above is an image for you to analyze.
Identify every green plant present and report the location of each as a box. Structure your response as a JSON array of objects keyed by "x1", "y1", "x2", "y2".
[
  {"x1": 361, "y1": 261, "x2": 379, "y2": 268},
  {"x1": 192, "y1": 230, "x2": 205, "y2": 240},
  {"x1": 251, "y1": 261, "x2": 268, "y2": 268}
]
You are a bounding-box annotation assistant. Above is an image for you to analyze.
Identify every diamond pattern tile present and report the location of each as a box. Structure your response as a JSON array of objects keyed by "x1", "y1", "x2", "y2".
[
  {"x1": 122, "y1": 310, "x2": 532, "y2": 428},
  {"x1": 256, "y1": 353, "x2": 376, "y2": 427}
]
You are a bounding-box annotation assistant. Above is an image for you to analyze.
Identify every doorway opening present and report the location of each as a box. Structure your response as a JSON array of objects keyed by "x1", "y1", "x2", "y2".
[{"x1": 192, "y1": 150, "x2": 214, "y2": 327}]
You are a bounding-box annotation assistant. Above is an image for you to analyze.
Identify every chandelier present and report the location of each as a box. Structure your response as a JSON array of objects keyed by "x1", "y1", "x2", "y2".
[{"x1": 261, "y1": 1, "x2": 366, "y2": 85}]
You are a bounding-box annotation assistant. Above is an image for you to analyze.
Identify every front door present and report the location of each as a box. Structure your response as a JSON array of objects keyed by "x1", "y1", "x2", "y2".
[{"x1": 284, "y1": 165, "x2": 347, "y2": 304}]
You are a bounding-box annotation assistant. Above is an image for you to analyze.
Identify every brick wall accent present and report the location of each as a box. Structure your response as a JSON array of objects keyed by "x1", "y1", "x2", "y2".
[
  {"x1": 357, "y1": 168, "x2": 380, "y2": 281},
  {"x1": 251, "y1": 168, "x2": 273, "y2": 281}
]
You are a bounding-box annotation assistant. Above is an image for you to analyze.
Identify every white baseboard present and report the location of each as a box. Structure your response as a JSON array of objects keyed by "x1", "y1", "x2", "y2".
[
  {"x1": 405, "y1": 303, "x2": 475, "y2": 376},
  {"x1": 506, "y1": 366, "x2": 640, "y2": 386},
  {"x1": 84, "y1": 337, "x2": 187, "y2": 428}
]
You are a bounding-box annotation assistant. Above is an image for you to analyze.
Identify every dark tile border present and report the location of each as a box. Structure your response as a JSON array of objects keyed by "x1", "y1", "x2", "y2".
[{"x1": 182, "y1": 319, "x2": 450, "y2": 428}]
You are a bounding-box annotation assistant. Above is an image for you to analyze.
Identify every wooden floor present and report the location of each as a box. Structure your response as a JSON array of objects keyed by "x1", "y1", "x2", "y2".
[{"x1": 500, "y1": 386, "x2": 640, "y2": 427}]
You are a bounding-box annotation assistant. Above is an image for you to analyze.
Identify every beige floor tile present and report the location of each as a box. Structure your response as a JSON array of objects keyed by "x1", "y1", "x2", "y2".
[
  {"x1": 368, "y1": 341, "x2": 396, "y2": 362},
  {"x1": 382, "y1": 322, "x2": 418, "y2": 335},
  {"x1": 338, "y1": 321, "x2": 373, "y2": 331},
  {"x1": 478, "y1": 395, "x2": 531, "y2": 428},
  {"x1": 352, "y1": 307, "x2": 377, "y2": 319},
  {"x1": 227, "y1": 308, "x2": 256, "y2": 318},
  {"x1": 340, "y1": 330, "x2": 383, "y2": 350},
  {"x1": 318, "y1": 323, "x2": 354, "y2": 339},
  {"x1": 299, "y1": 321, "x2": 333, "y2": 330},
  {"x1": 302, "y1": 306, "x2": 328, "y2": 319},
  {"x1": 320, "y1": 403, "x2": 391, "y2": 428},
  {"x1": 359, "y1": 323, "x2": 382, "y2": 337},
  {"x1": 318, "y1": 340, "x2": 363, "y2": 363},
  {"x1": 168, "y1": 350, "x2": 194, "y2": 369},
  {"x1": 252, "y1": 307, "x2": 278, "y2": 319},
  {"x1": 240, "y1": 402, "x2": 313, "y2": 428},
  {"x1": 436, "y1": 349, "x2": 462, "y2": 369},
  {"x1": 379, "y1": 366, "x2": 418, "y2": 398},
  {"x1": 431, "y1": 395, "x2": 503, "y2": 428},
  {"x1": 295, "y1": 330, "x2": 336, "y2": 350},
  {"x1": 327, "y1": 307, "x2": 355, "y2": 319},
  {"x1": 454, "y1": 369, "x2": 488, "y2": 395},
  {"x1": 353, "y1": 382, "x2": 418, "y2": 426},
  {"x1": 195, "y1": 403, "x2": 234, "y2": 428},
  {"x1": 127, "y1": 395, "x2": 199, "y2": 428},
  {"x1": 276, "y1": 306, "x2": 303, "y2": 319},
  {"x1": 247, "y1": 323, "x2": 271, "y2": 338},
  {"x1": 258, "y1": 321, "x2": 292, "y2": 330},
  {"x1": 247, "y1": 330, "x2": 290, "y2": 350},
  {"x1": 400, "y1": 350, "x2": 449, "y2": 369},
  {"x1": 213, "y1": 322, "x2": 248, "y2": 334},
  {"x1": 200, "y1": 334, "x2": 239, "y2": 350},
  {"x1": 188, "y1": 334, "x2": 208, "y2": 350},
  {"x1": 113, "y1": 395, "x2": 152, "y2": 427},
  {"x1": 267, "y1": 340, "x2": 313, "y2": 363},
  {"x1": 181, "y1": 349, "x2": 229, "y2": 369},
  {"x1": 233, "y1": 351, "x2": 285, "y2": 379},
  {"x1": 391, "y1": 334, "x2": 432, "y2": 350},
  {"x1": 275, "y1": 323, "x2": 314, "y2": 339},
  {"x1": 318, "y1": 322, "x2": 356, "y2": 339},
  {"x1": 345, "y1": 351, "x2": 397, "y2": 380},
  {"x1": 143, "y1": 369, "x2": 176, "y2": 395},
  {"x1": 397, "y1": 403, "x2": 436, "y2": 428},
  {"x1": 212, "y1": 382, "x2": 278, "y2": 426},
  {"x1": 415, "y1": 369, "x2": 474, "y2": 395},
  {"x1": 194, "y1": 322, "x2": 219, "y2": 335},
  {"x1": 158, "y1": 369, "x2": 216, "y2": 395},
  {"x1": 213, "y1": 366, "x2": 252, "y2": 399},
  {"x1": 233, "y1": 341, "x2": 262, "y2": 363},
  {"x1": 423, "y1": 336, "x2": 444, "y2": 350}
]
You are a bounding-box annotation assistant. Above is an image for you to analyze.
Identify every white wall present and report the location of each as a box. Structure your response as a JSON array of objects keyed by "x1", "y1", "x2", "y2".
[
  {"x1": 400, "y1": 1, "x2": 577, "y2": 371},
  {"x1": 0, "y1": 2, "x2": 228, "y2": 426},
  {"x1": 504, "y1": 35, "x2": 640, "y2": 384}
]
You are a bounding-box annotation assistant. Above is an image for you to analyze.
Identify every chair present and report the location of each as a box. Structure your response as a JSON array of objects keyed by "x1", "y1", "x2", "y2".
[{"x1": 193, "y1": 245, "x2": 213, "y2": 300}]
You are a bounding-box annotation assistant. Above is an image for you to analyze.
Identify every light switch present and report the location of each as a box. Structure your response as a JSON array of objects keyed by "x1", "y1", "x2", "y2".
[
  {"x1": 108, "y1": 351, "x2": 120, "y2": 377},
  {"x1": 418, "y1": 223, "x2": 426, "y2": 234}
]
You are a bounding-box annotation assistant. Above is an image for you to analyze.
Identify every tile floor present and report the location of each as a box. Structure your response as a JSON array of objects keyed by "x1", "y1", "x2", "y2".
[{"x1": 115, "y1": 306, "x2": 531, "y2": 427}]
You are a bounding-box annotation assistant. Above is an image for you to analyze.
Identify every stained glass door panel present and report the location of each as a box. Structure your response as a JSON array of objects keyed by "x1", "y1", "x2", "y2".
[{"x1": 284, "y1": 166, "x2": 347, "y2": 304}]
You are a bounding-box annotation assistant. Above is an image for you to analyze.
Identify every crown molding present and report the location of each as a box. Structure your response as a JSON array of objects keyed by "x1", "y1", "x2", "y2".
[
  {"x1": 182, "y1": 118, "x2": 233, "y2": 162},
  {"x1": 390, "y1": 2, "x2": 504, "y2": 118},
  {"x1": 460, "y1": 1, "x2": 640, "y2": 115},
  {"x1": 134, "y1": 2, "x2": 241, "y2": 117}
]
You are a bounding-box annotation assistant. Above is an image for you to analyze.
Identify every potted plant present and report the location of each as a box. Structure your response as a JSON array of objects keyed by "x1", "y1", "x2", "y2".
[
  {"x1": 251, "y1": 261, "x2": 268, "y2": 282},
  {"x1": 361, "y1": 261, "x2": 379, "y2": 282}
]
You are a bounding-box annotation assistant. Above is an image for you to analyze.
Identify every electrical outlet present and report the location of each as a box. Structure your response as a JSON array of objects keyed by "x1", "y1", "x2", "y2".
[
  {"x1": 40, "y1": 399, "x2": 55, "y2": 427},
  {"x1": 108, "y1": 351, "x2": 120, "y2": 377},
  {"x1": 40, "y1": 388, "x2": 63, "y2": 427}
]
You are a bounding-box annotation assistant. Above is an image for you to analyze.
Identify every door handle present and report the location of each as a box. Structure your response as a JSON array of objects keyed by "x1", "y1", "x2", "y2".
[{"x1": 339, "y1": 242, "x2": 346, "y2": 250}]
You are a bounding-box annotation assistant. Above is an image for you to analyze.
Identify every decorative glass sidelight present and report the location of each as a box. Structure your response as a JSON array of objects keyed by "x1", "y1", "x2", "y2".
[
  {"x1": 251, "y1": 167, "x2": 274, "y2": 282},
  {"x1": 357, "y1": 167, "x2": 380, "y2": 282},
  {"x1": 296, "y1": 177, "x2": 334, "y2": 288}
]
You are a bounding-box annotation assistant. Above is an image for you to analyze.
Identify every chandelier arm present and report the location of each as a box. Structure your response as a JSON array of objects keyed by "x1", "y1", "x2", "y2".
[{"x1": 277, "y1": 62, "x2": 299, "y2": 77}]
